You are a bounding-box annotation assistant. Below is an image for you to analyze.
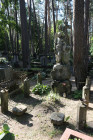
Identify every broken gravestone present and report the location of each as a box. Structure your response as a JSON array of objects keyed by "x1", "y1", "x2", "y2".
[
  {"x1": 12, "y1": 104, "x2": 27, "y2": 116},
  {"x1": 50, "y1": 112, "x2": 65, "y2": 125}
]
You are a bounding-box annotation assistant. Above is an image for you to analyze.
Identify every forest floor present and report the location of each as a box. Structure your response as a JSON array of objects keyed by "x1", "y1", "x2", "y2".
[{"x1": 0, "y1": 76, "x2": 93, "y2": 140}]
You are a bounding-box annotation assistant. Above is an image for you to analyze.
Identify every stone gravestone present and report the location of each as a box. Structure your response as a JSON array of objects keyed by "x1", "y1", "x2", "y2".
[
  {"x1": 0, "y1": 65, "x2": 13, "y2": 82},
  {"x1": 51, "y1": 26, "x2": 71, "y2": 95}
]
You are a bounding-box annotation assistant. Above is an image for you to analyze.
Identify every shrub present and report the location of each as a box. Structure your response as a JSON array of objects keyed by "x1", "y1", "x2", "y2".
[
  {"x1": 72, "y1": 90, "x2": 82, "y2": 99},
  {"x1": 32, "y1": 84, "x2": 51, "y2": 95}
]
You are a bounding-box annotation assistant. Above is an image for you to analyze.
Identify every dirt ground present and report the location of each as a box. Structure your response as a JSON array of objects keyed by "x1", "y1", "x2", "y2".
[{"x1": 0, "y1": 77, "x2": 93, "y2": 140}]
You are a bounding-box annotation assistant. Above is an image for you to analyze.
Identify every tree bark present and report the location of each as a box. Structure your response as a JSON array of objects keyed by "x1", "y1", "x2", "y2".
[
  {"x1": 52, "y1": 0, "x2": 56, "y2": 35},
  {"x1": 45, "y1": 0, "x2": 48, "y2": 54},
  {"x1": 84, "y1": 0, "x2": 90, "y2": 73},
  {"x1": 20, "y1": 0, "x2": 29, "y2": 68},
  {"x1": 73, "y1": 0, "x2": 86, "y2": 89}
]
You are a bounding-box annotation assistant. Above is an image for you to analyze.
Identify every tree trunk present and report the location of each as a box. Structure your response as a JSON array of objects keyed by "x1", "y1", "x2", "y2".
[
  {"x1": 84, "y1": 0, "x2": 90, "y2": 73},
  {"x1": 47, "y1": 0, "x2": 51, "y2": 52},
  {"x1": 52, "y1": 0, "x2": 56, "y2": 35},
  {"x1": 73, "y1": 0, "x2": 86, "y2": 89},
  {"x1": 20, "y1": 0, "x2": 29, "y2": 68},
  {"x1": 45, "y1": 0, "x2": 48, "y2": 54},
  {"x1": 27, "y1": 0, "x2": 34, "y2": 56}
]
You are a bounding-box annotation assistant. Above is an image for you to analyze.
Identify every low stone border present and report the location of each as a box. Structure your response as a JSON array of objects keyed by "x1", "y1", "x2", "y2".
[{"x1": 60, "y1": 128, "x2": 93, "y2": 140}]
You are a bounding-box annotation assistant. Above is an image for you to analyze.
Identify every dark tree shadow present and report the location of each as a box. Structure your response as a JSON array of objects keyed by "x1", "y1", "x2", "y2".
[
  {"x1": 55, "y1": 100, "x2": 65, "y2": 108},
  {"x1": 89, "y1": 91, "x2": 93, "y2": 104},
  {"x1": 10, "y1": 93, "x2": 42, "y2": 107},
  {"x1": 6, "y1": 111, "x2": 33, "y2": 127},
  {"x1": 53, "y1": 122, "x2": 76, "y2": 133}
]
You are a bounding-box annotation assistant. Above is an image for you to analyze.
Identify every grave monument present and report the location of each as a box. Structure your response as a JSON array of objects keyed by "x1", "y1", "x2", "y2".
[{"x1": 51, "y1": 25, "x2": 71, "y2": 95}]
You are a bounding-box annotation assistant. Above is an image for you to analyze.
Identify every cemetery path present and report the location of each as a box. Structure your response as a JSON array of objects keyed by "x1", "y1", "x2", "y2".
[{"x1": 0, "y1": 76, "x2": 93, "y2": 140}]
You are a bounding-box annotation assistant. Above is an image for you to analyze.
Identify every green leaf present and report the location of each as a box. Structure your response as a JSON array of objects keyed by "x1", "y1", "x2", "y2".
[
  {"x1": 65, "y1": 116, "x2": 70, "y2": 122},
  {"x1": 3, "y1": 124, "x2": 10, "y2": 132}
]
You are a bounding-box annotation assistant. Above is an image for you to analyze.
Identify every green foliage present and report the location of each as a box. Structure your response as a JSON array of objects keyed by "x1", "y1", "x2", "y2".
[
  {"x1": 48, "y1": 129, "x2": 62, "y2": 138},
  {"x1": 0, "y1": 57, "x2": 8, "y2": 65},
  {"x1": 72, "y1": 90, "x2": 82, "y2": 99},
  {"x1": 0, "y1": 124, "x2": 15, "y2": 140},
  {"x1": 65, "y1": 116, "x2": 70, "y2": 122},
  {"x1": 90, "y1": 44, "x2": 93, "y2": 56},
  {"x1": 32, "y1": 84, "x2": 51, "y2": 95}
]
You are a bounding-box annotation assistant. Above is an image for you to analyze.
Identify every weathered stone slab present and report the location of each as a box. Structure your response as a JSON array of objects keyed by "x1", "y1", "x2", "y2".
[
  {"x1": 50, "y1": 112, "x2": 65, "y2": 125},
  {"x1": 12, "y1": 104, "x2": 27, "y2": 116}
]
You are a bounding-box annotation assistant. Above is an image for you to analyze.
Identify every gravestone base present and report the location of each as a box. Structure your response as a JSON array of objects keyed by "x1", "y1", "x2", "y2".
[
  {"x1": 51, "y1": 80, "x2": 71, "y2": 95},
  {"x1": 50, "y1": 112, "x2": 65, "y2": 125}
]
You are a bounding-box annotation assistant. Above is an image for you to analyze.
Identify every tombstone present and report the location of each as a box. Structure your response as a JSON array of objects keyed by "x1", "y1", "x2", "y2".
[
  {"x1": 51, "y1": 27, "x2": 71, "y2": 95},
  {"x1": 37, "y1": 72, "x2": 42, "y2": 84},
  {"x1": 77, "y1": 102, "x2": 87, "y2": 130},
  {"x1": 0, "y1": 64, "x2": 13, "y2": 82},
  {"x1": 24, "y1": 78, "x2": 30, "y2": 97},
  {"x1": 1, "y1": 89, "x2": 8, "y2": 113},
  {"x1": 40, "y1": 56, "x2": 47, "y2": 66},
  {"x1": 12, "y1": 103, "x2": 27, "y2": 116}
]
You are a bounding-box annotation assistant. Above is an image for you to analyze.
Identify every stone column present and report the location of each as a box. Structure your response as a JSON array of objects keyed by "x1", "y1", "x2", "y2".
[
  {"x1": 24, "y1": 78, "x2": 30, "y2": 97},
  {"x1": 1, "y1": 89, "x2": 8, "y2": 113},
  {"x1": 82, "y1": 84, "x2": 89, "y2": 106},
  {"x1": 77, "y1": 102, "x2": 87, "y2": 130}
]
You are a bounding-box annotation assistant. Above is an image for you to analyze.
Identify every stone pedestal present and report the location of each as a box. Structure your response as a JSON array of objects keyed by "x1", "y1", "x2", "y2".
[
  {"x1": 1, "y1": 89, "x2": 8, "y2": 113},
  {"x1": 82, "y1": 85, "x2": 89, "y2": 106},
  {"x1": 51, "y1": 80, "x2": 71, "y2": 95},
  {"x1": 77, "y1": 102, "x2": 87, "y2": 130},
  {"x1": 50, "y1": 112, "x2": 65, "y2": 125},
  {"x1": 24, "y1": 78, "x2": 30, "y2": 98}
]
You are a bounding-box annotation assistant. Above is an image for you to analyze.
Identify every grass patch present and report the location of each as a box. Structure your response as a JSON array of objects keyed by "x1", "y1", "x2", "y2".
[
  {"x1": 48, "y1": 129, "x2": 62, "y2": 138},
  {"x1": 47, "y1": 91, "x2": 60, "y2": 102}
]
